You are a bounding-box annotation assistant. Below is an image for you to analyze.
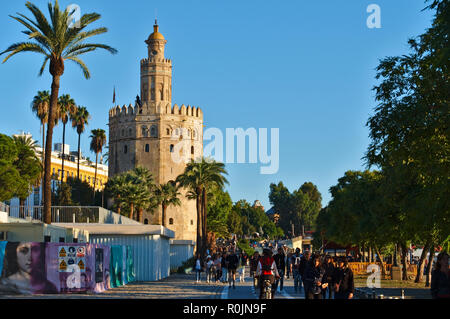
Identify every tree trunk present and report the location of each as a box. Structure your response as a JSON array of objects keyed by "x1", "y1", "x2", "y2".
[
  {"x1": 93, "y1": 152, "x2": 98, "y2": 205},
  {"x1": 425, "y1": 245, "x2": 435, "y2": 287},
  {"x1": 415, "y1": 241, "x2": 431, "y2": 283},
  {"x1": 362, "y1": 243, "x2": 365, "y2": 262},
  {"x1": 19, "y1": 198, "x2": 25, "y2": 219},
  {"x1": 400, "y1": 242, "x2": 408, "y2": 281},
  {"x1": 375, "y1": 245, "x2": 386, "y2": 278},
  {"x1": 43, "y1": 75, "x2": 61, "y2": 225},
  {"x1": 162, "y1": 203, "x2": 166, "y2": 227},
  {"x1": 195, "y1": 190, "x2": 202, "y2": 257},
  {"x1": 202, "y1": 187, "x2": 208, "y2": 256},
  {"x1": 129, "y1": 203, "x2": 134, "y2": 220},
  {"x1": 138, "y1": 207, "x2": 143, "y2": 223},
  {"x1": 116, "y1": 195, "x2": 121, "y2": 215},
  {"x1": 77, "y1": 133, "x2": 81, "y2": 179},
  {"x1": 61, "y1": 122, "x2": 66, "y2": 183}
]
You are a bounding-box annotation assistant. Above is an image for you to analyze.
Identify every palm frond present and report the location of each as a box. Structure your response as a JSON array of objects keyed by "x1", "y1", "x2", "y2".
[
  {"x1": 1, "y1": 42, "x2": 48, "y2": 63},
  {"x1": 65, "y1": 56, "x2": 90, "y2": 78}
]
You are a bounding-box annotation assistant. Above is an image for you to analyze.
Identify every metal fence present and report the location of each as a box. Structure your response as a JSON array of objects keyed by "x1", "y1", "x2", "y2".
[{"x1": 7, "y1": 206, "x2": 101, "y2": 223}]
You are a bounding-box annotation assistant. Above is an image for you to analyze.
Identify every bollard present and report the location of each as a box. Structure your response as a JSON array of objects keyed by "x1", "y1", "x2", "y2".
[
  {"x1": 73, "y1": 213, "x2": 75, "y2": 223},
  {"x1": 401, "y1": 289, "x2": 405, "y2": 299},
  {"x1": 378, "y1": 294, "x2": 384, "y2": 299}
]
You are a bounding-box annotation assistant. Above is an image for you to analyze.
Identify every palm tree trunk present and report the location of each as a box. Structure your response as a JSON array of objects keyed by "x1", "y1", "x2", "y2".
[
  {"x1": 196, "y1": 190, "x2": 202, "y2": 256},
  {"x1": 162, "y1": 203, "x2": 166, "y2": 227},
  {"x1": 43, "y1": 75, "x2": 61, "y2": 225},
  {"x1": 138, "y1": 207, "x2": 143, "y2": 223},
  {"x1": 202, "y1": 187, "x2": 208, "y2": 256},
  {"x1": 129, "y1": 203, "x2": 134, "y2": 220},
  {"x1": 415, "y1": 240, "x2": 431, "y2": 283},
  {"x1": 61, "y1": 122, "x2": 66, "y2": 183},
  {"x1": 77, "y1": 132, "x2": 81, "y2": 179},
  {"x1": 93, "y1": 152, "x2": 98, "y2": 205}
]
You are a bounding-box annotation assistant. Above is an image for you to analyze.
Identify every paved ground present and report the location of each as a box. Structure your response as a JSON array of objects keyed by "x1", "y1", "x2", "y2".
[{"x1": 0, "y1": 267, "x2": 306, "y2": 299}]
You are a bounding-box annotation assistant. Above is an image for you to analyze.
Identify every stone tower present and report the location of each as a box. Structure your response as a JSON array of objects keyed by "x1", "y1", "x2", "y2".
[{"x1": 108, "y1": 21, "x2": 203, "y2": 242}]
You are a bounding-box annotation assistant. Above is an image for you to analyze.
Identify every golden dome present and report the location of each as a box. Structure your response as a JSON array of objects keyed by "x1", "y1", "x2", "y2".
[{"x1": 148, "y1": 21, "x2": 165, "y2": 41}]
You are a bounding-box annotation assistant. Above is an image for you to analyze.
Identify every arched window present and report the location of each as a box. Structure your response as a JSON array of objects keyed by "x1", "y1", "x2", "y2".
[
  {"x1": 124, "y1": 145, "x2": 128, "y2": 154},
  {"x1": 190, "y1": 220, "x2": 193, "y2": 225},
  {"x1": 166, "y1": 128, "x2": 170, "y2": 136},
  {"x1": 169, "y1": 218, "x2": 174, "y2": 225},
  {"x1": 191, "y1": 146, "x2": 194, "y2": 155},
  {"x1": 175, "y1": 128, "x2": 179, "y2": 136},
  {"x1": 144, "y1": 219, "x2": 149, "y2": 225},
  {"x1": 128, "y1": 128, "x2": 132, "y2": 136},
  {"x1": 142, "y1": 126, "x2": 148, "y2": 137},
  {"x1": 170, "y1": 144, "x2": 174, "y2": 153},
  {"x1": 150, "y1": 125, "x2": 158, "y2": 137},
  {"x1": 145, "y1": 144, "x2": 149, "y2": 153}
]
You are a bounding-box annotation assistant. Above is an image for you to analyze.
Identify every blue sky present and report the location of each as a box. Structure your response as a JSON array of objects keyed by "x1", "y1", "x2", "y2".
[{"x1": 0, "y1": 0, "x2": 435, "y2": 209}]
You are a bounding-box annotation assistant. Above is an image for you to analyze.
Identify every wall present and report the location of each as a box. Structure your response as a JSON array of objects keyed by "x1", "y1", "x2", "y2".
[
  {"x1": 90, "y1": 234, "x2": 171, "y2": 281},
  {"x1": 170, "y1": 240, "x2": 194, "y2": 271}
]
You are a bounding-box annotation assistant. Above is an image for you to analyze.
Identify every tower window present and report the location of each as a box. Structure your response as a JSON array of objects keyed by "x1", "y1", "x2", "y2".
[
  {"x1": 169, "y1": 218, "x2": 174, "y2": 225},
  {"x1": 190, "y1": 220, "x2": 193, "y2": 225},
  {"x1": 166, "y1": 128, "x2": 170, "y2": 136},
  {"x1": 145, "y1": 144, "x2": 149, "y2": 152},
  {"x1": 170, "y1": 144, "x2": 174, "y2": 153},
  {"x1": 191, "y1": 146, "x2": 194, "y2": 155},
  {"x1": 124, "y1": 145, "x2": 128, "y2": 154},
  {"x1": 150, "y1": 125, "x2": 158, "y2": 137},
  {"x1": 144, "y1": 219, "x2": 149, "y2": 225}
]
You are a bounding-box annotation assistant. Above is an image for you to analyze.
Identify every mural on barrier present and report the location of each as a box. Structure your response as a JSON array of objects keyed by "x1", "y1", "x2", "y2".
[{"x1": 0, "y1": 242, "x2": 135, "y2": 295}]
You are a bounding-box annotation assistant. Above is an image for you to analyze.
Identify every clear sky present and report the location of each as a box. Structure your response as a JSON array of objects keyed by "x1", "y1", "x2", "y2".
[{"x1": 0, "y1": 0, "x2": 435, "y2": 209}]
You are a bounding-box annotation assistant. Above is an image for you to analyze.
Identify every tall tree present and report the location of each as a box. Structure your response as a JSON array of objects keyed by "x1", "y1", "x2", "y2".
[
  {"x1": 30, "y1": 90, "x2": 49, "y2": 164},
  {"x1": 71, "y1": 106, "x2": 90, "y2": 179},
  {"x1": 155, "y1": 181, "x2": 181, "y2": 227},
  {"x1": 89, "y1": 128, "x2": 106, "y2": 202},
  {"x1": 176, "y1": 157, "x2": 228, "y2": 257},
  {"x1": 1, "y1": 0, "x2": 117, "y2": 224},
  {"x1": 58, "y1": 94, "x2": 76, "y2": 183},
  {"x1": 12, "y1": 134, "x2": 43, "y2": 210}
]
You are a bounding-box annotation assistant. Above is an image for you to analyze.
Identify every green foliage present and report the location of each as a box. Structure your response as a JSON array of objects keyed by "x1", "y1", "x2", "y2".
[
  {"x1": 0, "y1": 134, "x2": 21, "y2": 201},
  {"x1": 52, "y1": 182, "x2": 73, "y2": 206},
  {"x1": 237, "y1": 238, "x2": 255, "y2": 256},
  {"x1": 269, "y1": 181, "x2": 322, "y2": 237}
]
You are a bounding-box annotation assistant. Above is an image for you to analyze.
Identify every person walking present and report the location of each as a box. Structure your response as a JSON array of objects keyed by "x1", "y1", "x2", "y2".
[
  {"x1": 299, "y1": 251, "x2": 311, "y2": 293},
  {"x1": 290, "y1": 248, "x2": 303, "y2": 293},
  {"x1": 213, "y1": 254, "x2": 222, "y2": 283},
  {"x1": 205, "y1": 256, "x2": 214, "y2": 283},
  {"x1": 304, "y1": 254, "x2": 326, "y2": 299},
  {"x1": 430, "y1": 252, "x2": 450, "y2": 299},
  {"x1": 250, "y1": 251, "x2": 260, "y2": 288},
  {"x1": 286, "y1": 252, "x2": 292, "y2": 279},
  {"x1": 195, "y1": 254, "x2": 203, "y2": 283},
  {"x1": 334, "y1": 257, "x2": 355, "y2": 299},
  {"x1": 322, "y1": 255, "x2": 335, "y2": 299},
  {"x1": 274, "y1": 247, "x2": 286, "y2": 291},
  {"x1": 226, "y1": 250, "x2": 239, "y2": 289},
  {"x1": 221, "y1": 252, "x2": 228, "y2": 283}
]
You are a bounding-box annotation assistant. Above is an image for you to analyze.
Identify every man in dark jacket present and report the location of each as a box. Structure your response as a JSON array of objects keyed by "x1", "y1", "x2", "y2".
[
  {"x1": 430, "y1": 252, "x2": 450, "y2": 299},
  {"x1": 322, "y1": 255, "x2": 335, "y2": 299},
  {"x1": 250, "y1": 251, "x2": 260, "y2": 288},
  {"x1": 299, "y1": 250, "x2": 311, "y2": 294},
  {"x1": 334, "y1": 257, "x2": 354, "y2": 299},
  {"x1": 290, "y1": 248, "x2": 303, "y2": 293},
  {"x1": 273, "y1": 247, "x2": 286, "y2": 291}
]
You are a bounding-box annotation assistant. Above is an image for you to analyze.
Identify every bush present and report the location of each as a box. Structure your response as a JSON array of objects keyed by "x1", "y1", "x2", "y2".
[{"x1": 177, "y1": 256, "x2": 195, "y2": 274}]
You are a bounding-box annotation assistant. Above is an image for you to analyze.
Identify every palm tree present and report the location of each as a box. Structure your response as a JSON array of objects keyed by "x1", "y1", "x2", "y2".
[
  {"x1": 58, "y1": 94, "x2": 76, "y2": 183},
  {"x1": 105, "y1": 173, "x2": 126, "y2": 215},
  {"x1": 155, "y1": 181, "x2": 182, "y2": 227},
  {"x1": 31, "y1": 90, "x2": 50, "y2": 163},
  {"x1": 131, "y1": 167, "x2": 156, "y2": 223},
  {"x1": 12, "y1": 135, "x2": 43, "y2": 216},
  {"x1": 89, "y1": 128, "x2": 106, "y2": 202},
  {"x1": 71, "y1": 106, "x2": 90, "y2": 179},
  {"x1": 1, "y1": 0, "x2": 117, "y2": 224},
  {"x1": 176, "y1": 157, "x2": 228, "y2": 256}
]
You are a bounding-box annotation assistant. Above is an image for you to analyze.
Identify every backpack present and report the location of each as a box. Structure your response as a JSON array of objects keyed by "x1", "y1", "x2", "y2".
[{"x1": 261, "y1": 256, "x2": 274, "y2": 275}]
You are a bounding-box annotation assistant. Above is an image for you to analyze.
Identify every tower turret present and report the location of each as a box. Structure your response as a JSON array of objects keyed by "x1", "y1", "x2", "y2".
[{"x1": 141, "y1": 20, "x2": 172, "y2": 108}]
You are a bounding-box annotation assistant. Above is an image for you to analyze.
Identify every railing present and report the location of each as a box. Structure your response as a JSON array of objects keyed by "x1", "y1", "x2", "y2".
[
  {"x1": 7, "y1": 206, "x2": 100, "y2": 223},
  {"x1": 348, "y1": 262, "x2": 418, "y2": 276}
]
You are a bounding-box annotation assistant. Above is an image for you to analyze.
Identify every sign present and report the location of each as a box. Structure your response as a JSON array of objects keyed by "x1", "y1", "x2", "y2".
[{"x1": 58, "y1": 245, "x2": 86, "y2": 273}]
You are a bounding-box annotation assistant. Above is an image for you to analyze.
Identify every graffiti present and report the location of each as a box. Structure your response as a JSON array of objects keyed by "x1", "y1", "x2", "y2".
[{"x1": 0, "y1": 242, "x2": 134, "y2": 295}]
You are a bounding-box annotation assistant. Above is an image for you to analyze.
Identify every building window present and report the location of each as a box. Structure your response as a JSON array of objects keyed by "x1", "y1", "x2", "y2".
[
  {"x1": 59, "y1": 237, "x2": 65, "y2": 243},
  {"x1": 150, "y1": 125, "x2": 157, "y2": 137},
  {"x1": 44, "y1": 236, "x2": 51, "y2": 243},
  {"x1": 144, "y1": 219, "x2": 149, "y2": 225},
  {"x1": 191, "y1": 146, "x2": 194, "y2": 155},
  {"x1": 142, "y1": 126, "x2": 147, "y2": 137},
  {"x1": 190, "y1": 220, "x2": 193, "y2": 225},
  {"x1": 166, "y1": 128, "x2": 170, "y2": 136},
  {"x1": 145, "y1": 144, "x2": 149, "y2": 153},
  {"x1": 170, "y1": 144, "x2": 174, "y2": 153},
  {"x1": 169, "y1": 218, "x2": 174, "y2": 225},
  {"x1": 124, "y1": 145, "x2": 128, "y2": 154}
]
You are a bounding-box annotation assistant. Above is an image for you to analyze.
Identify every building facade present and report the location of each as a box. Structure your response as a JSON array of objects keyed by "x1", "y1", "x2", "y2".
[{"x1": 108, "y1": 22, "x2": 203, "y2": 242}]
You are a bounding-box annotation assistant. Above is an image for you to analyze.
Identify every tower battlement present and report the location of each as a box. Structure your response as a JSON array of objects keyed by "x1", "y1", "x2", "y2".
[
  {"x1": 109, "y1": 102, "x2": 203, "y2": 119},
  {"x1": 140, "y1": 57, "x2": 172, "y2": 65}
]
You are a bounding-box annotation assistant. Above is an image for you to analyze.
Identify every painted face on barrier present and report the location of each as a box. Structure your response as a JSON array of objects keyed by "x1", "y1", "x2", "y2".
[{"x1": 16, "y1": 243, "x2": 32, "y2": 275}]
